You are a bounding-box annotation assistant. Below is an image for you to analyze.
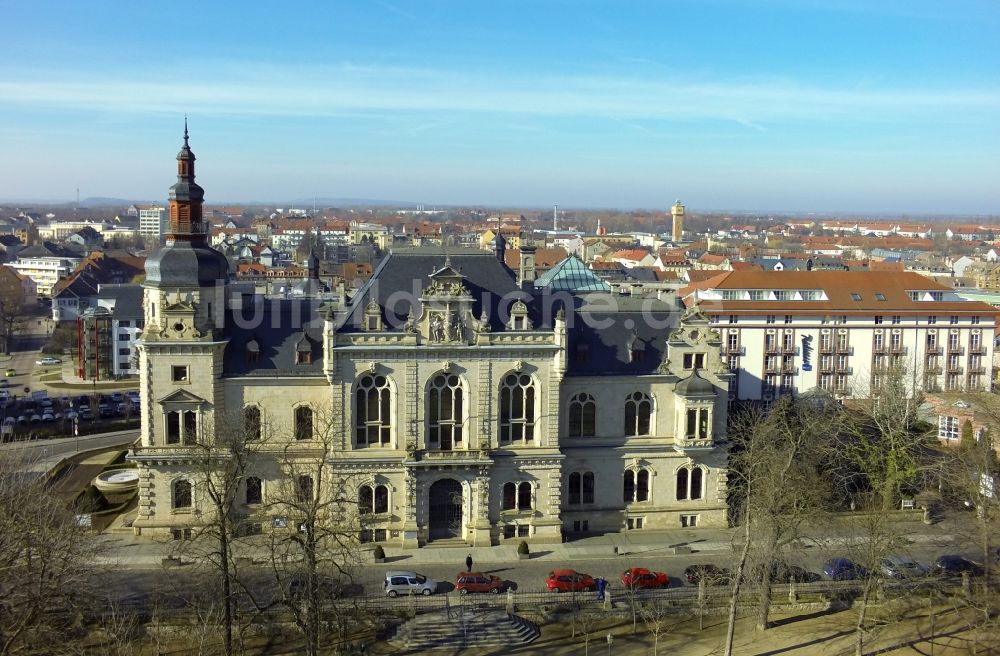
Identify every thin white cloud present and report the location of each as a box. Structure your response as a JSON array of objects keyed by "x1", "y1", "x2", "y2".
[{"x1": 0, "y1": 62, "x2": 997, "y2": 126}]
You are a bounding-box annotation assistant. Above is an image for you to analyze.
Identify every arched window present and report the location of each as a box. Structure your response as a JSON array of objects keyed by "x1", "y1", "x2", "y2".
[
  {"x1": 568, "y1": 471, "x2": 595, "y2": 505},
  {"x1": 296, "y1": 475, "x2": 314, "y2": 503},
  {"x1": 500, "y1": 373, "x2": 535, "y2": 444},
  {"x1": 676, "y1": 466, "x2": 704, "y2": 501},
  {"x1": 374, "y1": 484, "x2": 389, "y2": 513},
  {"x1": 428, "y1": 374, "x2": 463, "y2": 450},
  {"x1": 624, "y1": 392, "x2": 653, "y2": 436},
  {"x1": 624, "y1": 469, "x2": 650, "y2": 502},
  {"x1": 294, "y1": 406, "x2": 313, "y2": 441},
  {"x1": 359, "y1": 483, "x2": 390, "y2": 514},
  {"x1": 502, "y1": 482, "x2": 516, "y2": 510},
  {"x1": 356, "y1": 375, "x2": 391, "y2": 446},
  {"x1": 359, "y1": 485, "x2": 373, "y2": 514},
  {"x1": 246, "y1": 476, "x2": 262, "y2": 505},
  {"x1": 690, "y1": 467, "x2": 704, "y2": 500},
  {"x1": 244, "y1": 406, "x2": 261, "y2": 441},
  {"x1": 172, "y1": 479, "x2": 192, "y2": 509},
  {"x1": 518, "y1": 482, "x2": 532, "y2": 510},
  {"x1": 568, "y1": 393, "x2": 596, "y2": 438}
]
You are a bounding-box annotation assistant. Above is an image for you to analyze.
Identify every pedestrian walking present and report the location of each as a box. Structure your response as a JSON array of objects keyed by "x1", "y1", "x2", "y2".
[{"x1": 465, "y1": 553, "x2": 473, "y2": 572}]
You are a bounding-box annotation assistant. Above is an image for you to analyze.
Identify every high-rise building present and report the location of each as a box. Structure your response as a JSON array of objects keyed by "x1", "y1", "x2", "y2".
[{"x1": 138, "y1": 206, "x2": 168, "y2": 242}]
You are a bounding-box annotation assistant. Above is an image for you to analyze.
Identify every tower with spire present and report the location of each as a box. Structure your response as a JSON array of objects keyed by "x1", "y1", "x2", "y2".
[{"x1": 131, "y1": 124, "x2": 232, "y2": 535}]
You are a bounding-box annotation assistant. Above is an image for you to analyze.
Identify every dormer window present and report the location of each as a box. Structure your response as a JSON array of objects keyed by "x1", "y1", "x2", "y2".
[
  {"x1": 294, "y1": 334, "x2": 313, "y2": 365},
  {"x1": 508, "y1": 300, "x2": 531, "y2": 331},
  {"x1": 245, "y1": 339, "x2": 260, "y2": 365},
  {"x1": 628, "y1": 334, "x2": 646, "y2": 363},
  {"x1": 363, "y1": 300, "x2": 382, "y2": 332}
]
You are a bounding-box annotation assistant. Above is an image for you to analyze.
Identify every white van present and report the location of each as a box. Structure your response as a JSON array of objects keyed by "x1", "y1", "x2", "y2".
[{"x1": 383, "y1": 570, "x2": 436, "y2": 597}]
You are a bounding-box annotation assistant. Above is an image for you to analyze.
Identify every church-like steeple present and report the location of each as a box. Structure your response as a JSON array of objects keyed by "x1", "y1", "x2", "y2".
[
  {"x1": 168, "y1": 119, "x2": 207, "y2": 241},
  {"x1": 144, "y1": 122, "x2": 229, "y2": 291}
]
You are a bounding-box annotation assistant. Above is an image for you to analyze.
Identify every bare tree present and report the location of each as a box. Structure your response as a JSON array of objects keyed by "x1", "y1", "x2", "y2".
[
  {"x1": 721, "y1": 394, "x2": 838, "y2": 654},
  {"x1": 0, "y1": 450, "x2": 102, "y2": 655},
  {"x1": 832, "y1": 363, "x2": 932, "y2": 656},
  {"x1": 937, "y1": 392, "x2": 1000, "y2": 628},
  {"x1": 638, "y1": 596, "x2": 673, "y2": 656},
  {"x1": 261, "y1": 408, "x2": 364, "y2": 656},
  {"x1": 168, "y1": 408, "x2": 267, "y2": 656}
]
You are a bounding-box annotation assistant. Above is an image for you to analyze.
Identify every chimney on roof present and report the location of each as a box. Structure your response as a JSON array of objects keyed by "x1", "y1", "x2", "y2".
[{"x1": 519, "y1": 237, "x2": 537, "y2": 291}]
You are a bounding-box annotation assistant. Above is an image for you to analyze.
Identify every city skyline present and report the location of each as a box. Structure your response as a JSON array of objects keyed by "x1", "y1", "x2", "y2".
[{"x1": 2, "y1": 0, "x2": 999, "y2": 214}]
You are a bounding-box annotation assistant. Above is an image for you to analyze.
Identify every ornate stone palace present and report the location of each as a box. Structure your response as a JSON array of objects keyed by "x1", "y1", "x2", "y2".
[{"x1": 129, "y1": 131, "x2": 731, "y2": 547}]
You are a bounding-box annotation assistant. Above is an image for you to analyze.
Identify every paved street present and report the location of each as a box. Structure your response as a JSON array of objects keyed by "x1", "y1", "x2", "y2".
[{"x1": 98, "y1": 510, "x2": 985, "y2": 610}]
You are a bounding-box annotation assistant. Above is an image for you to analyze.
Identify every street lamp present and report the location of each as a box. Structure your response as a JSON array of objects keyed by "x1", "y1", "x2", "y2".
[{"x1": 606, "y1": 632, "x2": 613, "y2": 656}]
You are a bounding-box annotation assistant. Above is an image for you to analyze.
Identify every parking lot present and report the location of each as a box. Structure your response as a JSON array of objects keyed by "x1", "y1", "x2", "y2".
[
  {"x1": 1, "y1": 389, "x2": 140, "y2": 440},
  {"x1": 0, "y1": 353, "x2": 140, "y2": 441}
]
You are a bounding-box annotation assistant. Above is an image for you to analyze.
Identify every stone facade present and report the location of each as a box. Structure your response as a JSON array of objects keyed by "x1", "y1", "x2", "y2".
[{"x1": 129, "y1": 134, "x2": 732, "y2": 547}]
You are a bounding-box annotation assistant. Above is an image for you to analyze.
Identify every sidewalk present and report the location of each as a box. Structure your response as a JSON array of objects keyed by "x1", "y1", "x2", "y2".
[{"x1": 93, "y1": 512, "x2": 970, "y2": 570}]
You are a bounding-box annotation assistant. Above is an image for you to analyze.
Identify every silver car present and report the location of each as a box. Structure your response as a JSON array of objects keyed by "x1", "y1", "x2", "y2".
[
  {"x1": 384, "y1": 570, "x2": 436, "y2": 597},
  {"x1": 880, "y1": 556, "x2": 927, "y2": 579}
]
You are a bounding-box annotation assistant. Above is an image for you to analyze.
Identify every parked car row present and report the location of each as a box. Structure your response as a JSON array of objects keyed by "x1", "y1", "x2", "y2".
[{"x1": 1, "y1": 389, "x2": 140, "y2": 429}]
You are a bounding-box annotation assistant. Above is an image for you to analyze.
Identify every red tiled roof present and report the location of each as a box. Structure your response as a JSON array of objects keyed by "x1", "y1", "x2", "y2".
[{"x1": 680, "y1": 270, "x2": 1000, "y2": 316}]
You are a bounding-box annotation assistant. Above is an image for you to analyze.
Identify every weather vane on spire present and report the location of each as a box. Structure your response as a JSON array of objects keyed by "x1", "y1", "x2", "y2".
[{"x1": 184, "y1": 114, "x2": 189, "y2": 146}]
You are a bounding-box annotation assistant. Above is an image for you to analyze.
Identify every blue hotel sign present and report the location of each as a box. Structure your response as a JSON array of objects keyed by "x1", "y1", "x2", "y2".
[{"x1": 801, "y1": 335, "x2": 813, "y2": 371}]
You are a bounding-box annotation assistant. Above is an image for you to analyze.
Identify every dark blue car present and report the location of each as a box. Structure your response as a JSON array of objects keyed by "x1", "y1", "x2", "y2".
[
  {"x1": 933, "y1": 555, "x2": 984, "y2": 577},
  {"x1": 822, "y1": 558, "x2": 867, "y2": 581}
]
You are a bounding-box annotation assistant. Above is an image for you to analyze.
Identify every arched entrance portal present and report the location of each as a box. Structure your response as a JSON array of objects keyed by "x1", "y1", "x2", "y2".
[{"x1": 428, "y1": 478, "x2": 463, "y2": 540}]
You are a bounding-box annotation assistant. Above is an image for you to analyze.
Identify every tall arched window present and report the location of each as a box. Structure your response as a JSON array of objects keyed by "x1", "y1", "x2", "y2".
[
  {"x1": 358, "y1": 483, "x2": 390, "y2": 514},
  {"x1": 428, "y1": 374, "x2": 463, "y2": 450},
  {"x1": 690, "y1": 467, "x2": 704, "y2": 500},
  {"x1": 294, "y1": 406, "x2": 313, "y2": 440},
  {"x1": 568, "y1": 471, "x2": 595, "y2": 505},
  {"x1": 676, "y1": 467, "x2": 689, "y2": 500},
  {"x1": 518, "y1": 482, "x2": 532, "y2": 510},
  {"x1": 624, "y1": 469, "x2": 650, "y2": 502},
  {"x1": 244, "y1": 406, "x2": 261, "y2": 441},
  {"x1": 356, "y1": 375, "x2": 391, "y2": 446},
  {"x1": 568, "y1": 393, "x2": 596, "y2": 437},
  {"x1": 172, "y1": 479, "x2": 192, "y2": 509},
  {"x1": 246, "y1": 476, "x2": 262, "y2": 505},
  {"x1": 502, "y1": 482, "x2": 517, "y2": 510},
  {"x1": 676, "y1": 466, "x2": 704, "y2": 501},
  {"x1": 624, "y1": 392, "x2": 653, "y2": 436},
  {"x1": 500, "y1": 373, "x2": 535, "y2": 445}
]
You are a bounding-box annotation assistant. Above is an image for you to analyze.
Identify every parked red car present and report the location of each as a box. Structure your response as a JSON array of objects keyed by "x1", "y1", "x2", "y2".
[
  {"x1": 455, "y1": 572, "x2": 504, "y2": 594},
  {"x1": 621, "y1": 567, "x2": 670, "y2": 589},
  {"x1": 546, "y1": 569, "x2": 595, "y2": 593}
]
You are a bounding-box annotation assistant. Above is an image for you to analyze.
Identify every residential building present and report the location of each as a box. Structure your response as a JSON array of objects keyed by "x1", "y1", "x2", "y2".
[{"x1": 4, "y1": 242, "x2": 82, "y2": 297}]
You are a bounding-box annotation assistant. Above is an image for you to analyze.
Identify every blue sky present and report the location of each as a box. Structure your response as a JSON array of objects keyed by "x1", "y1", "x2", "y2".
[{"x1": 2, "y1": 0, "x2": 998, "y2": 214}]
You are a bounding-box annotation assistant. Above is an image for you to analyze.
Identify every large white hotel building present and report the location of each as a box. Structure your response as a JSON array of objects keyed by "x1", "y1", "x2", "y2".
[{"x1": 681, "y1": 271, "x2": 998, "y2": 401}]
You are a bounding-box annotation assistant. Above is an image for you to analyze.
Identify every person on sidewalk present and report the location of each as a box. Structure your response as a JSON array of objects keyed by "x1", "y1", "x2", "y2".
[{"x1": 465, "y1": 553, "x2": 473, "y2": 572}]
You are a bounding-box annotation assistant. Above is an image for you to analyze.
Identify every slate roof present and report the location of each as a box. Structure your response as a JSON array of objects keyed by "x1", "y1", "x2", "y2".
[
  {"x1": 339, "y1": 247, "x2": 523, "y2": 332},
  {"x1": 565, "y1": 297, "x2": 678, "y2": 376},
  {"x1": 96, "y1": 283, "x2": 143, "y2": 320},
  {"x1": 223, "y1": 298, "x2": 325, "y2": 376}
]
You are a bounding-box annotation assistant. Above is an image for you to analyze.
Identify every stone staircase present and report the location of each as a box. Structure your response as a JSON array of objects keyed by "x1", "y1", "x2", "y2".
[{"x1": 390, "y1": 608, "x2": 539, "y2": 651}]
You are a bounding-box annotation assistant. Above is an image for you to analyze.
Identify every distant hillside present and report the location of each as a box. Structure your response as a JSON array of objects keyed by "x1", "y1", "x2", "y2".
[{"x1": 289, "y1": 197, "x2": 422, "y2": 208}]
